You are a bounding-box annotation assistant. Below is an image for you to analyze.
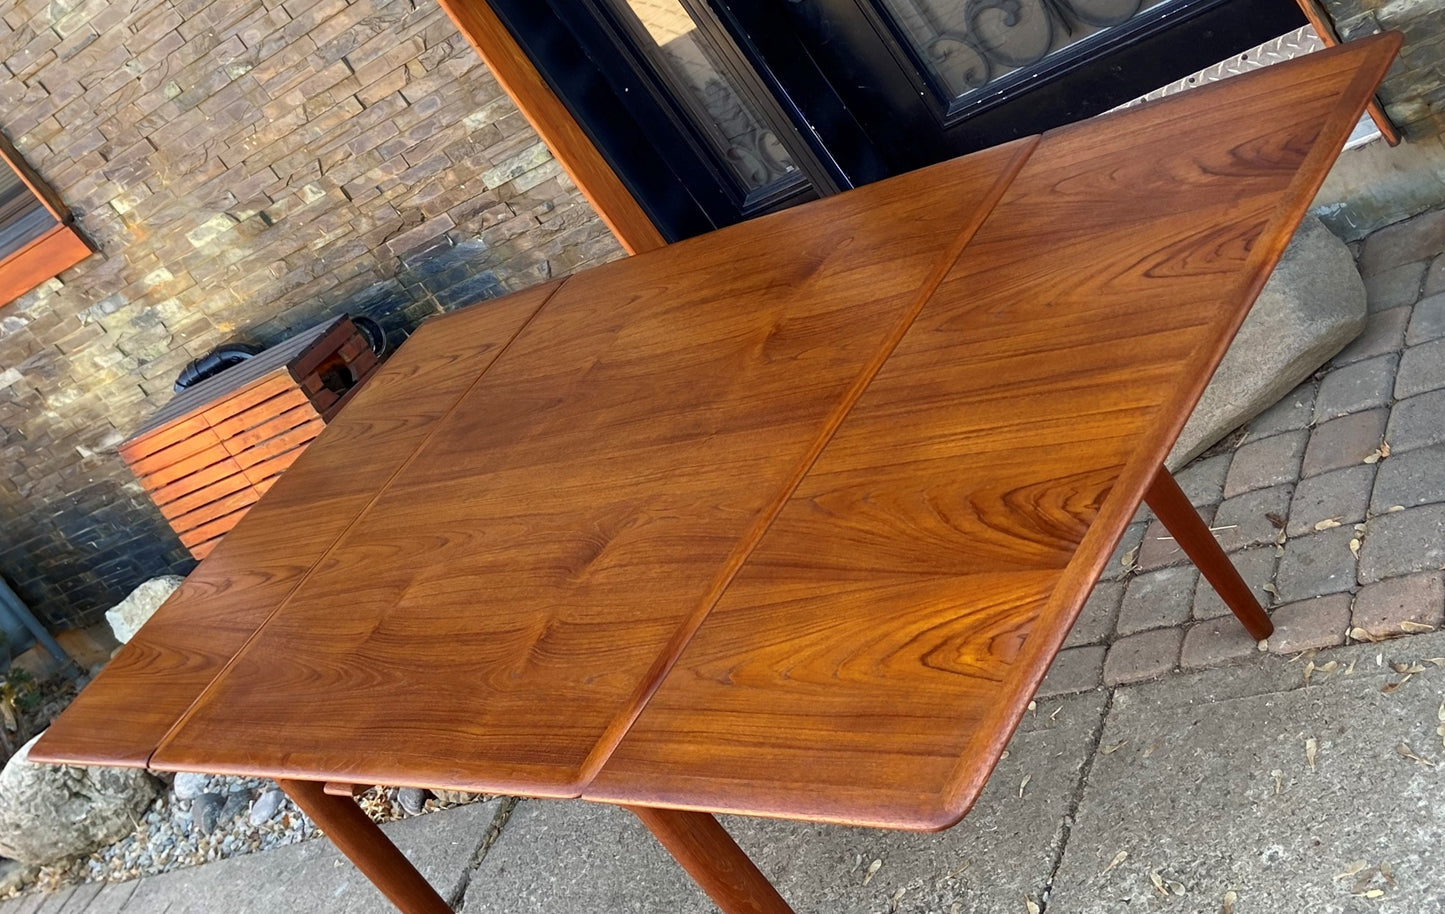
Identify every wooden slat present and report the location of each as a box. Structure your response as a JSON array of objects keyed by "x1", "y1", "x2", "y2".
[
  {"x1": 144, "y1": 457, "x2": 246, "y2": 507},
  {"x1": 120, "y1": 413, "x2": 213, "y2": 463},
  {"x1": 122, "y1": 427, "x2": 223, "y2": 478},
  {"x1": 218, "y1": 403, "x2": 322, "y2": 456},
  {"x1": 178, "y1": 504, "x2": 258, "y2": 549},
  {"x1": 240, "y1": 445, "x2": 308, "y2": 489},
  {"x1": 173, "y1": 489, "x2": 261, "y2": 538},
  {"x1": 199, "y1": 371, "x2": 299, "y2": 427},
  {"x1": 230, "y1": 417, "x2": 326, "y2": 469},
  {"x1": 156, "y1": 473, "x2": 256, "y2": 522},
  {"x1": 30, "y1": 285, "x2": 559, "y2": 769},
  {"x1": 209, "y1": 388, "x2": 315, "y2": 440},
  {"x1": 135, "y1": 441, "x2": 232, "y2": 490},
  {"x1": 1293, "y1": 0, "x2": 1400, "y2": 145},
  {"x1": 145, "y1": 146, "x2": 1033, "y2": 794},
  {"x1": 435, "y1": 0, "x2": 665, "y2": 254},
  {"x1": 188, "y1": 537, "x2": 222, "y2": 560}
]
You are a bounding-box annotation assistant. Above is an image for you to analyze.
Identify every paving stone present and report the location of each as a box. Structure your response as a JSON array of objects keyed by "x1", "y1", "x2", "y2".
[
  {"x1": 1287, "y1": 464, "x2": 1374, "y2": 537},
  {"x1": 1101, "y1": 522, "x2": 1146, "y2": 580},
  {"x1": 1357, "y1": 206, "x2": 1445, "y2": 276},
  {"x1": 1359, "y1": 503, "x2": 1445, "y2": 584},
  {"x1": 1371, "y1": 443, "x2": 1445, "y2": 512},
  {"x1": 1360, "y1": 259, "x2": 1426, "y2": 311},
  {"x1": 1193, "y1": 546, "x2": 1278, "y2": 621},
  {"x1": 1051, "y1": 638, "x2": 1445, "y2": 913},
  {"x1": 468, "y1": 692, "x2": 1110, "y2": 914},
  {"x1": 1180, "y1": 615, "x2": 1261, "y2": 669},
  {"x1": 1244, "y1": 380, "x2": 1315, "y2": 438},
  {"x1": 1102, "y1": 628, "x2": 1181, "y2": 685},
  {"x1": 1426, "y1": 254, "x2": 1445, "y2": 296},
  {"x1": 1406, "y1": 290, "x2": 1445, "y2": 345},
  {"x1": 1274, "y1": 526, "x2": 1359, "y2": 602},
  {"x1": 1395, "y1": 335, "x2": 1445, "y2": 398},
  {"x1": 1116, "y1": 565, "x2": 1197, "y2": 636},
  {"x1": 1172, "y1": 453, "x2": 1231, "y2": 508},
  {"x1": 1265, "y1": 593, "x2": 1350, "y2": 654},
  {"x1": 1223, "y1": 430, "x2": 1307, "y2": 498},
  {"x1": 1351, "y1": 572, "x2": 1445, "y2": 639},
  {"x1": 1385, "y1": 388, "x2": 1445, "y2": 452},
  {"x1": 1038, "y1": 645, "x2": 1106, "y2": 698},
  {"x1": 1301, "y1": 407, "x2": 1387, "y2": 476},
  {"x1": 1137, "y1": 506, "x2": 1215, "y2": 571},
  {"x1": 1212, "y1": 483, "x2": 1292, "y2": 552},
  {"x1": 117, "y1": 798, "x2": 499, "y2": 913},
  {"x1": 1312, "y1": 352, "x2": 1399, "y2": 422},
  {"x1": 1065, "y1": 580, "x2": 1122, "y2": 648},
  {"x1": 1333, "y1": 304, "x2": 1410, "y2": 365}
]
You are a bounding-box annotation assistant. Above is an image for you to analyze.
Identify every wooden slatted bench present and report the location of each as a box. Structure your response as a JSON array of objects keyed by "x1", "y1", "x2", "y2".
[{"x1": 120, "y1": 315, "x2": 381, "y2": 560}]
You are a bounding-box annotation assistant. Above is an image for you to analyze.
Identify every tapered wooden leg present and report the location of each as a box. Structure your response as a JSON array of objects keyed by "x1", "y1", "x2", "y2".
[
  {"x1": 1145, "y1": 466, "x2": 1273, "y2": 640},
  {"x1": 279, "y1": 779, "x2": 452, "y2": 914},
  {"x1": 626, "y1": 806, "x2": 795, "y2": 914}
]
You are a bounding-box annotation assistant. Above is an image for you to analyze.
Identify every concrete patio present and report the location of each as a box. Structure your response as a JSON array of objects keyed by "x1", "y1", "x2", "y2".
[{"x1": 4, "y1": 204, "x2": 1443, "y2": 914}]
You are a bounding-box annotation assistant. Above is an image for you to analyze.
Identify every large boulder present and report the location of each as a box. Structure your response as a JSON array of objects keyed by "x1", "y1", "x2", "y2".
[
  {"x1": 105, "y1": 575, "x2": 184, "y2": 644},
  {"x1": 1167, "y1": 215, "x2": 1367, "y2": 469},
  {"x1": 0, "y1": 732, "x2": 158, "y2": 865}
]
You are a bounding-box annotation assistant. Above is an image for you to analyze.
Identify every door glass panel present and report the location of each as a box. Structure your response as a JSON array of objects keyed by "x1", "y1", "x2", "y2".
[
  {"x1": 608, "y1": 0, "x2": 801, "y2": 192},
  {"x1": 876, "y1": 0, "x2": 1172, "y2": 104}
]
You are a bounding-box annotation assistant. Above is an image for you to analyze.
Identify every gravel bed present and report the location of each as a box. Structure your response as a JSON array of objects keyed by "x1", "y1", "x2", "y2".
[{"x1": 4, "y1": 774, "x2": 484, "y2": 900}]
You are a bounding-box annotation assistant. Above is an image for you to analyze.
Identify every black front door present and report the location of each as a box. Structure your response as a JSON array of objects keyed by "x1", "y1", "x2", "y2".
[{"x1": 489, "y1": 0, "x2": 1306, "y2": 240}]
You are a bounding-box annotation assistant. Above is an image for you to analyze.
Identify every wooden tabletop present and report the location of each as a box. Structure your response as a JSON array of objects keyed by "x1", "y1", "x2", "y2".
[{"x1": 34, "y1": 35, "x2": 1399, "y2": 832}]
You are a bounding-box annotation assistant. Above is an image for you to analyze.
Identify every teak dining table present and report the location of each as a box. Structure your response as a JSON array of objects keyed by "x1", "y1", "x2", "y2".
[{"x1": 34, "y1": 35, "x2": 1398, "y2": 914}]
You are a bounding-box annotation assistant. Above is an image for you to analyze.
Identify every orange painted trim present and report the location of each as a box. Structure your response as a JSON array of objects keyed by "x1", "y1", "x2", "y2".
[
  {"x1": 436, "y1": 0, "x2": 667, "y2": 254},
  {"x1": 0, "y1": 223, "x2": 91, "y2": 307}
]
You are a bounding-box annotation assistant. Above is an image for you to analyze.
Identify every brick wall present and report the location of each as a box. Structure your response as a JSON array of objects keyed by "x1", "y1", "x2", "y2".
[
  {"x1": 1322, "y1": 0, "x2": 1445, "y2": 140},
  {"x1": 0, "y1": 0, "x2": 622, "y2": 631}
]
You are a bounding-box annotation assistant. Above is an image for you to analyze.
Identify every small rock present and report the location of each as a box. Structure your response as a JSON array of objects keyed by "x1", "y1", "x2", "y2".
[
  {"x1": 191, "y1": 793, "x2": 224, "y2": 835},
  {"x1": 249, "y1": 788, "x2": 284, "y2": 826},
  {"x1": 219, "y1": 790, "x2": 248, "y2": 823},
  {"x1": 431, "y1": 789, "x2": 476, "y2": 806},
  {"x1": 105, "y1": 575, "x2": 185, "y2": 643},
  {"x1": 172, "y1": 772, "x2": 208, "y2": 801},
  {"x1": 0, "y1": 732, "x2": 159, "y2": 865},
  {"x1": 397, "y1": 787, "x2": 427, "y2": 817}
]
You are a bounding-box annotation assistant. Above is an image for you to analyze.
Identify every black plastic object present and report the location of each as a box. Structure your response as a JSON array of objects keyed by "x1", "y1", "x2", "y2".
[
  {"x1": 352, "y1": 315, "x2": 387, "y2": 356},
  {"x1": 173, "y1": 343, "x2": 262, "y2": 392}
]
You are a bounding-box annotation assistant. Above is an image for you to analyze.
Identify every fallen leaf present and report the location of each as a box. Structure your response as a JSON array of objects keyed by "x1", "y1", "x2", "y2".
[
  {"x1": 1363, "y1": 889, "x2": 1385, "y2": 899},
  {"x1": 1383, "y1": 678, "x2": 1410, "y2": 693},
  {"x1": 1349, "y1": 627, "x2": 1378, "y2": 643},
  {"x1": 1381, "y1": 441, "x2": 1392, "y2": 458},
  {"x1": 1396, "y1": 742, "x2": 1436, "y2": 767},
  {"x1": 1363, "y1": 448, "x2": 1384, "y2": 464},
  {"x1": 1316, "y1": 661, "x2": 1338, "y2": 674},
  {"x1": 1350, "y1": 537, "x2": 1362, "y2": 558},
  {"x1": 1400, "y1": 621, "x2": 1435, "y2": 633},
  {"x1": 1381, "y1": 861, "x2": 1396, "y2": 887},
  {"x1": 1387, "y1": 505, "x2": 1406, "y2": 513},
  {"x1": 1121, "y1": 545, "x2": 1140, "y2": 568},
  {"x1": 1425, "y1": 658, "x2": 1445, "y2": 667},
  {"x1": 1149, "y1": 870, "x2": 1168, "y2": 896},
  {"x1": 1346, "y1": 657, "x2": 1358, "y2": 675},
  {"x1": 1019, "y1": 775, "x2": 1031, "y2": 798},
  {"x1": 1303, "y1": 660, "x2": 1317, "y2": 686},
  {"x1": 1222, "y1": 889, "x2": 1237, "y2": 914},
  {"x1": 1306, "y1": 737, "x2": 1318, "y2": 771},
  {"x1": 1262, "y1": 582, "x2": 1280, "y2": 598},
  {"x1": 1143, "y1": 740, "x2": 1161, "y2": 758},
  {"x1": 1313, "y1": 518, "x2": 1343, "y2": 531},
  {"x1": 1101, "y1": 740, "x2": 1127, "y2": 755},
  {"x1": 864, "y1": 859, "x2": 882, "y2": 885},
  {"x1": 1101, "y1": 850, "x2": 1128, "y2": 875},
  {"x1": 1393, "y1": 662, "x2": 1427, "y2": 674},
  {"x1": 1024, "y1": 896, "x2": 1040, "y2": 914},
  {"x1": 1335, "y1": 860, "x2": 1369, "y2": 881},
  {"x1": 1169, "y1": 881, "x2": 1187, "y2": 896},
  {"x1": 1028, "y1": 701, "x2": 1037, "y2": 713},
  {"x1": 1001, "y1": 750, "x2": 1009, "y2": 760}
]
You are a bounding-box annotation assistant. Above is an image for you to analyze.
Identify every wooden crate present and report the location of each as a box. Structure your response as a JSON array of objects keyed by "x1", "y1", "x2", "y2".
[{"x1": 120, "y1": 316, "x2": 380, "y2": 560}]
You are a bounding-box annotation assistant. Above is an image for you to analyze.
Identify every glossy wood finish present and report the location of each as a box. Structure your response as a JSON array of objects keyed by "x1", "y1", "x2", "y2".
[
  {"x1": 435, "y1": 0, "x2": 666, "y2": 254},
  {"x1": 279, "y1": 779, "x2": 452, "y2": 914},
  {"x1": 31, "y1": 286, "x2": 557, "y2": 768},
  {"x1": 627, "y1": 807, "x2": 793, "y2": 914},
  {"x1": 1146, "y1": 467, "x2": 1273, "y2": 640},
  {"x1": 0, "y1": 223, "x2": 90, "y2": 306},
  {"x1": 32, "y1": 35, "x2": 1398, "y2": 914},
  {"x1": 146, "y1": 142, "x2": 1034, "y2": 794}
]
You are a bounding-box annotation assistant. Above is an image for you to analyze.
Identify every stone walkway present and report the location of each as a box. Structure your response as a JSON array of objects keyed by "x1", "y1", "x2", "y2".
[{"x1": 4, "y1": 206, "x2": 1444, "y2": 913}]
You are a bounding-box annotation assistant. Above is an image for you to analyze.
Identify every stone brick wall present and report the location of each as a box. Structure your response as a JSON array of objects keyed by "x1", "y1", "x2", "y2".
[
  {"x1": 0, "y1": 0, "x2": 622, "y2": 631},
  {"x1": 1322, "y1": 0, "x2": 1445, "y2": 140}
]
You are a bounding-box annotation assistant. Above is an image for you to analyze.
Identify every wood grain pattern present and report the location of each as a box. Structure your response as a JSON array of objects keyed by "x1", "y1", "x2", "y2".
[
  {"x1": 585, "y1": 36, "x2": 1401, "y2": 829},
  {"x1": 34, "y1": 30, "x2": 1398, "y2": 861},
  {"x1": 145, "y1": 145, "x2": 1032, "y2": 794},
  {"x1": 30, "y1": 287, "x2": 558, "y2": 768}
]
